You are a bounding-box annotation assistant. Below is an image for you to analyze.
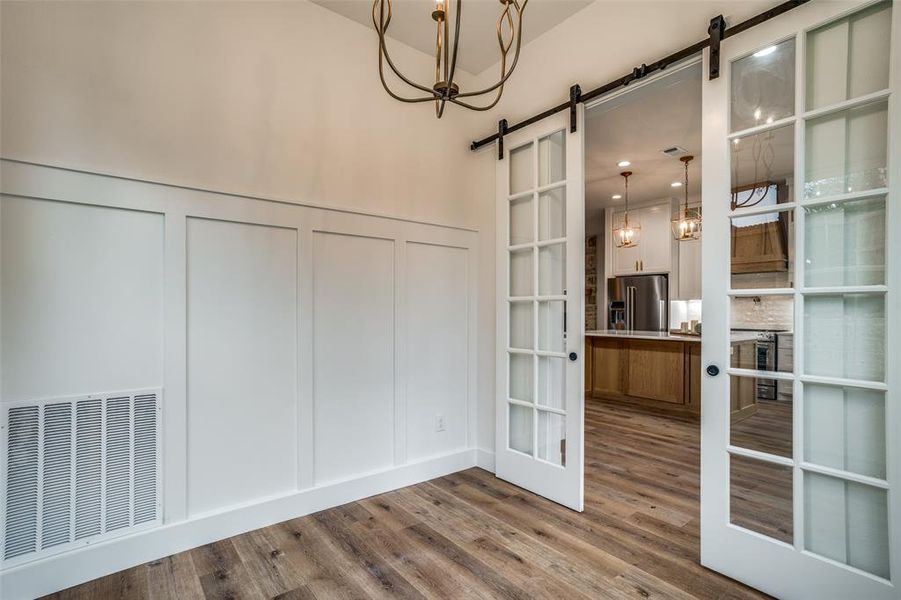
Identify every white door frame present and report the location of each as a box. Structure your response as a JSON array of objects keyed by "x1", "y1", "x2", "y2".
[
  {"x1": 700, "y1": 1, "x2": 900, "y2": 597},
  {"x1": 495, "y1": 107, "x2": 585, "y2": 511}
]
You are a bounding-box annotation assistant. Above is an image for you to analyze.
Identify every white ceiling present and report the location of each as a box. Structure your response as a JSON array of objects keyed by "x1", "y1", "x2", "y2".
[
  {"x1": 311, "y1": 0, "x2": 595, "y2": 74},
  {"x1": 585, "y1": 62, "x2": 702, "y2": 224}
]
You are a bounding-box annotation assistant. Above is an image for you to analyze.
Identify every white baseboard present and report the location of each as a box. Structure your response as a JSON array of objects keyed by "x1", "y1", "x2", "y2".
[
  {"x1": 476, "y1": 447, "x2": 495, "y2": 472},
  {"x1": 1, "y1": 448, "x2": 477, "y2": 600}
]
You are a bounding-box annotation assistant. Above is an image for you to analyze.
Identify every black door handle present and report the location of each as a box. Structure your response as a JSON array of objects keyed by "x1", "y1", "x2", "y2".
[
  {"x1": 569, "y1": 352, "x2": 578, "y2": 361},
  {"x1": 706, "y1": 365, "x2": 720, "y2": 377}
]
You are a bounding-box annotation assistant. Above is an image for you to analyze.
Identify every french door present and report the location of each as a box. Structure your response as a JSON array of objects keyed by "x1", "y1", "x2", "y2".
[
  {"x1": 701, "y1": 1, "x2": 899, "y2": 597},
  {"x1": 495, "y1": 108, "x2": 584, "y2": 511}
]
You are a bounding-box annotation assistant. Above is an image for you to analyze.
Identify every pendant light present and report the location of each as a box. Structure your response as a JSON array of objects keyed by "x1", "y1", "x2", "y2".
[
  {"x1": 672, "y1": 155, "x2": 702, "y2": 241},
  {"x1": 613, "y1": 171, "x2": 639, "y2": 248},
  {"x1": 372, "y1": 0, "x2": 528, "y2": 118}
]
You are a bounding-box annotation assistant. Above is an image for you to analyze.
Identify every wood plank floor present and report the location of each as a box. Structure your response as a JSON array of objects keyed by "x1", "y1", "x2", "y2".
[{"x1": 43, "y1": 399, "x2": 770, "y2": 600}]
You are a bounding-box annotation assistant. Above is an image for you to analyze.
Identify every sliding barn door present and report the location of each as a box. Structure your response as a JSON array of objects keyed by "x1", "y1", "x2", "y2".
[
  {"x1": 495, "y1": 108, "x2": 584, "y2": 511},
  {"x1": 701, "y1": 1, "x2": 899, "y2": 597}
]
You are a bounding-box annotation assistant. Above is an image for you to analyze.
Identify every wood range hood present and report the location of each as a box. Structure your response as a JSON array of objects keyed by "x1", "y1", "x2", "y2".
[{"x1": 730, "y1": 181, "x2": 790, "y2": 274}]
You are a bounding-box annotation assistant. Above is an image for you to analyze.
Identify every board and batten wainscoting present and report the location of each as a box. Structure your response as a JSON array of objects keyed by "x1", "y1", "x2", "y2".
[{"x1": 0, "y1": 159, "x2": 480, "y2": 600}]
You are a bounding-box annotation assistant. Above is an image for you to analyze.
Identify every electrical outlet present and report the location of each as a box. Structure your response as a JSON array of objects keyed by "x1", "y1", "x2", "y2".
[{"x1": 435, "y1": 414, "x2": 446, "y2": 432}]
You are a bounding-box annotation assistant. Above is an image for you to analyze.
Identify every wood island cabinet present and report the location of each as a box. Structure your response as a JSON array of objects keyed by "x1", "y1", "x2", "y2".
[
  {"x1": 624, "y1": 340, "x2": 684, "y2": 404},
  {"x1": 585, "y1": 336, "x2": 701, "y2": 415}
]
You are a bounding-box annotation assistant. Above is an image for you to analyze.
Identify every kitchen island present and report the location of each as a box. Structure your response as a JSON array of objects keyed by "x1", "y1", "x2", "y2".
[{"x1": 585, "y1": 330, "x2": 701, "y2": 416}]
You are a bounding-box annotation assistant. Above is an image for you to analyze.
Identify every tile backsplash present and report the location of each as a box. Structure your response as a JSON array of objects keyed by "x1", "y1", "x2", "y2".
[
  {"x1": 670, "y1": 299, "x2": 702, "y2": 330},
  {"x1": 731, "y1": 295, "x2": 794, "y2": 330}
]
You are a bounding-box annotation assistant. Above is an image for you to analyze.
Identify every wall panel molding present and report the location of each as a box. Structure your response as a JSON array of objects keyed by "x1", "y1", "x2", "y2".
[{"x1": 0, "y1": 159, "x2": 481, "y2": 599}]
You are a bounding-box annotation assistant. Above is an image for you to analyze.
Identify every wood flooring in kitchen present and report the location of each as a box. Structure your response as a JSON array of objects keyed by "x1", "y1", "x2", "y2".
[{"x1": 42, "y1": 399, "x2": 770, "y2": 600}]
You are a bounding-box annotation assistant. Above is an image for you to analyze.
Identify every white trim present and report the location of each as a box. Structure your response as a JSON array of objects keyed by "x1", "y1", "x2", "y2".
[
  {"x1": 476, "y1": 448, "x2": 496, "y2": 472},
  {"x1": 0, "y1": 449, "x2": 477, "y2": 600},
  {"x1": 727, "y1": 445, "x2": 795, "y2": 468},
  {"x1": 801, "y1": 88, "x2": 891, "y2": 121},
  {"x1": 727, "y1": 114, "x2": 797, "y2": 140},
  {"x1": 798, "y1": 462, "x2": 890, "y2": 490},
  {"x1": 799, "y1": 187, "x2": 888, "y2": 208},
  {"x1": 0, "y1": 158, "x2": 479, "y2": 234}
]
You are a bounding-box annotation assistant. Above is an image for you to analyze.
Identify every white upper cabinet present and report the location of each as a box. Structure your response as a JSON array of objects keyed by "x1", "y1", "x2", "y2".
[
  {"x1": 639, "y1": 204, "x2": 673, "y2": 272},
  {"x1": 612, "y1": 202, "x2": 673, "y2": 275}
]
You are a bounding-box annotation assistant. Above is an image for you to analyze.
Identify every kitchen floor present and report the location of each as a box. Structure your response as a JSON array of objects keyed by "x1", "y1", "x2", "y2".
[{"x1": 43, "y1": 399, "x2": 769, "y2": 600}]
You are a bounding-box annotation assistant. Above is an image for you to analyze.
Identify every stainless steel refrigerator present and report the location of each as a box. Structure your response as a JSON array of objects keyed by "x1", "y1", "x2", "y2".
[{"x1": 607, "y1": 275, "x2": 669, "y2": 332}]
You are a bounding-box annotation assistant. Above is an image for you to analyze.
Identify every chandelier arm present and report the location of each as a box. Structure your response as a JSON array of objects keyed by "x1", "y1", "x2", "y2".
[
  {"x1": 499, "y1": 3, "x2": 514, "y2": 54},
  {"x1": 443, "y1": 0, "x2": 463, "y2": 100},
  {"x1": 377, "y1": 32, "x2": 441, "y2": 97},
  {"x1": 372, "y1": 0, "x2": 441, "y2": 97},
  {"x1": 378, "y1": 69, "x2": 440, "y2": 103},
  {"x1": 377, "y1": 44, "x2": 438, "y2": 103},
  {"x1": 453, "y1": 0, "x2": 528, "y2": 99}
]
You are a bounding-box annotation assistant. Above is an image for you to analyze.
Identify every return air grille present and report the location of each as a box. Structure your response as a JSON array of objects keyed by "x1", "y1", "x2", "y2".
[{"x1": 2, "y1": 390, "x2": 162, "y2": 566}]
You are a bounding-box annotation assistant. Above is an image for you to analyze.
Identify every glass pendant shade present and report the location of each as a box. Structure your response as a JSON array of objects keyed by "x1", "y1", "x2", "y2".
[
  {"x1": 612, "y1": 171, "x2": 639, "y2": 248},
  {"x1": 672, "y1": 155, "x2": 702, "y2": 241}
]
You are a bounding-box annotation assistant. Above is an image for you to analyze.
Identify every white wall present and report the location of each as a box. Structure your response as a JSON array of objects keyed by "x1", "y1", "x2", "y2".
[
  {"x1": 1, "y1": 198, "x2": 165, "y2": 402},
  {"x1": 0, "y1": 0, "x2": 483, "y2": 228},
  {"x1": 406, "y1": 242, "x2": 470, "y2": 459},
  {"x1": 185, "y1": 218, "x2": 299, "y2": 516},
  {"x1": 0, "y1": 1, "x2": 489, "y2": 596},
  {"x1": 0, "y1": 0, "x2": 497, "y2": 485},
  {"x1": 312, "y1": 231, "x2": 397, "y2": 483}
]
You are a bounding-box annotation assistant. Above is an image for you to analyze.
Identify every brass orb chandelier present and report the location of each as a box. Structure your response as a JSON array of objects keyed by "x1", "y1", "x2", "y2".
[{"x1": 372, "y1": 0, "x2": 529, "y2": 118}]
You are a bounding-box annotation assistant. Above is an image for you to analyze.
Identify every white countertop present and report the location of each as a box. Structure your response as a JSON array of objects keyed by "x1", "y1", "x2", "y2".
[
  {"x1": 586, "y1": 330, "x2": 791, "y2": 343},
  {"x1": 585, "y1": 330, "x2": 701, "y2": 342}
]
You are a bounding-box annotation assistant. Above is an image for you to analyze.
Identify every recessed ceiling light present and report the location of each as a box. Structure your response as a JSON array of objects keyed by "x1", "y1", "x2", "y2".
[
  {"x1": 671, "y1": 182, "x2": 682, "y2": 188},
  {"x1": 753, "y1": 45, "x2": 777, "y2": 58},
  {"x1": 612, "y1": 194, "x2": 622, "y2": 200},
  {"x1": 617, "y1": 160, "x2": 631, "y2": 167}
]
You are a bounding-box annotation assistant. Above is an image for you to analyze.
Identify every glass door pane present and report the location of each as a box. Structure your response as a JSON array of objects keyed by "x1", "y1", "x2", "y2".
[
  {"x1": 506, "y1": 129, "x2": 569, "y2": 460},
  {"x1": 804, "y1": 196, "x2": 886, "y2": 287},
  {"x1": 806, "y1": 2, "x2": 892, "y2": 110},
  {"x1": 731, "y1": 38, "x2": 796, "y2": 132}
]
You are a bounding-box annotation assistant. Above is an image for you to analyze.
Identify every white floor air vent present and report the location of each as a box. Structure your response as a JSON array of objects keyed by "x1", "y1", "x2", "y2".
[{"x1": 2, "y1": 389, "x2": 162, "y2": 567}]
